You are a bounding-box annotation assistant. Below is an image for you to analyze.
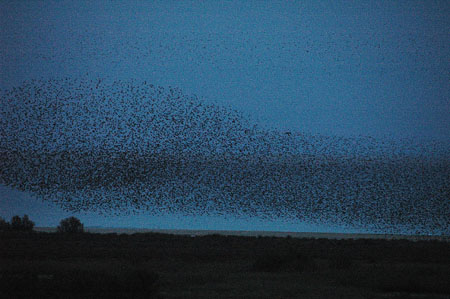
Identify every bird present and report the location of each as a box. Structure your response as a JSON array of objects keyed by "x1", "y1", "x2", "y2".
[{"x1": 1, "y1": 78, "x2": 449, "y2": 235}]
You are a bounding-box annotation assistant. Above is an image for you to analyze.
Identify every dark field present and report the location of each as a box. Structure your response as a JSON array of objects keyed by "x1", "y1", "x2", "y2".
[{"x1": 1, "y1": 231, "x2": 449, "y2": 299}]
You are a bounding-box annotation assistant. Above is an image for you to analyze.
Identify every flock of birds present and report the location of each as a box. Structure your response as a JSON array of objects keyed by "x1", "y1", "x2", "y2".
[
  {"x1": 4, "y1": 23, "x2": 446, "y2": 82},
  {"x1": 1, "y1": 78, "x2": 449, "y2": 234}
]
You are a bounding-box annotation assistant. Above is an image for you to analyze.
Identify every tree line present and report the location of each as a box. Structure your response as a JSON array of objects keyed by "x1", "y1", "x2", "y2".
[{"x1": 0, "y1": 215, "x2": 84, "y2": 233}]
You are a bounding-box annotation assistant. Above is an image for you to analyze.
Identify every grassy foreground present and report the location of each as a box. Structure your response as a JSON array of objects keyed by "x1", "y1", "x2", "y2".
[{"x1": 1, "y1": 231, "x2": 449, "y2": 298}]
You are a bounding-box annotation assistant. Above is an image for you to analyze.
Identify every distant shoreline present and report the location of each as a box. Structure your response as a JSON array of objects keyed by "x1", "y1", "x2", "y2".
[{"x1": 34, "y1": 227, "x2": 449, "y2": 241}]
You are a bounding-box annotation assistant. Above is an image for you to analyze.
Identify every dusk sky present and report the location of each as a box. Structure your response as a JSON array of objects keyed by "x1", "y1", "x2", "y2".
[{"x1": 1, "y1": 1, "x2": 449, "y2": 233}]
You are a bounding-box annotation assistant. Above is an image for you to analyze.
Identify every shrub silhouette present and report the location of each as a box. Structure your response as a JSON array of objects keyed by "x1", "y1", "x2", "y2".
[
  {"x1": 0, "y1": 217, "x2": 10, "y2": 231},
  {"x1": 10, "y1": 215, "x2": 35, "y2": 232},
  {"x1": 0, "y1": 271, "x2": 39, "y2": 294},
  {"x1": 57, "y1": 217, "x2": 84, "y2": 234},
  {"x1": 291, "y1": 253, "x2": 317, "y2": 273},
  {"x1": 252, "y1": 251, "x2": 318, "y2": 273},
  {"x1": 252, "y1": 252, "x2": 286, "y2": 272},
  {"x1": 10, "y1": 215, "x2": 21, "y2": 229},
  {"x1": 329, "y1": 252, "x2": 353, "y2": 270},
  {"x1": 0, "y1": 268, "x2": 160, "y2": 296}
]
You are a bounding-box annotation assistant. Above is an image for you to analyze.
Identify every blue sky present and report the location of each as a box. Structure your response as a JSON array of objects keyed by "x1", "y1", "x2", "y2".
[
  {"x1": 0, "y1": 184, "x2": 360, "y2": 233},
  {"x1": 1, "y1": 0, "x2": 449, "y2": 140},
  {"x1": 1, "y1": 1, "x2": 449, "y2": 232}
]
